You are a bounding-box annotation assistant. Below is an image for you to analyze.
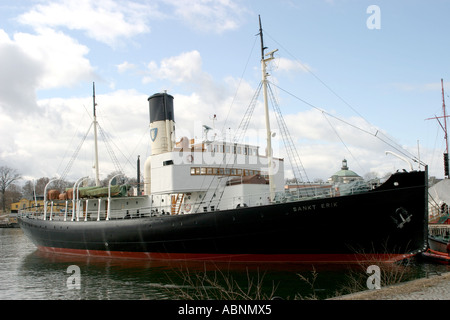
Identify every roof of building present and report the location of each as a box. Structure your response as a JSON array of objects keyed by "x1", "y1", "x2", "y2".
[{"x1": 331, "y1": 159, "x2": 361, "y2": 178}]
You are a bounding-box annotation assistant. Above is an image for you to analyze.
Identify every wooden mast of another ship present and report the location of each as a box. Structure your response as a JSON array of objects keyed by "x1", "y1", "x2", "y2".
[
  {"x1": 426, "y1": 79, "x2": 450, "y2": 178},
  {"x1": 441, "y1": 79, "x2": 449, "y2": 156}
]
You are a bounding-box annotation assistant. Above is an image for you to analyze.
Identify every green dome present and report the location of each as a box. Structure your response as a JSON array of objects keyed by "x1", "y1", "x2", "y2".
[
  {"x1": 329, "y1": 159, "x2": 362, "y2": 183},
  {"x1": 333, "y1": 169, "x2": 360, "y2": 177}
]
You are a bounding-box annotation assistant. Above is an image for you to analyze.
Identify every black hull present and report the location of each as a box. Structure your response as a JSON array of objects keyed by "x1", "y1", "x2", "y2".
[{"x1": 19, "y1": 171, "x2": 428, "y2": 263}]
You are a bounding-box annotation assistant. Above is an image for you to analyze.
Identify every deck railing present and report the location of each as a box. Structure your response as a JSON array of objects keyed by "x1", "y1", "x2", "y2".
[
  {"x1": 428, "y1": 224, "x2": 450, "y2": 237},
  {"x1": 18, "y1": 180, "x2": 376, "y2": 222}
]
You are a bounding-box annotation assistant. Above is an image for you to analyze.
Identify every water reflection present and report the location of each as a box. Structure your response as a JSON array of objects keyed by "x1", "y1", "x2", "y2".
[
  {"x1": 17, "y1": 250, "x2": 375, "y2": 300},
  {"x1": 3, "y1": 228, "x2": 450, "y2": 300},
  {"x1": 20, "y1": 251, "x2": 176, "y2": 299}
]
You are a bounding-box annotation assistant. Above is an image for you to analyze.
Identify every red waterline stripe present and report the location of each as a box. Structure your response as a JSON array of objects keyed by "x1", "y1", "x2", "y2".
[{"x1": 37, "y1": 246, "x2": 414, "y2": 263}]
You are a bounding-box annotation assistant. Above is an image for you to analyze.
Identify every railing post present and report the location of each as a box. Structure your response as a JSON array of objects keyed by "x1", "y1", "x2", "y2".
[
  {"x1": 85, "y1": 199, "x2": 89, "y2": 221},
  {"x1": 76, "y1": 197, "x2": 81, "y2": 221},
  {"x1": 71, "y1": 176, "x2": 87, "y2": 221},
  {"x1": 64, "y1": 201, "x2": 68, "y2": 221},
  {"x1": 43, "y1": 178, "x2": 59, "y2": 221},
  {"x1": 71, "y1": 192, "x2": 75, "y2": 221},
  {"x1": 97, "y1": 198, "x2": 101, "y2": 221},
  {"x1": 72, "y1": 176, "x2": 88, "y2": 222},
  {"x1": 50, "y1": 201, "x2": 54, "y2": 221}
]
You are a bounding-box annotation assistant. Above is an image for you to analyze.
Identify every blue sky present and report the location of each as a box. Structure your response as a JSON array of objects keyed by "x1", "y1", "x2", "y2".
[{"x1": 1, "y1": 0, "x2": 449, "y2": 184}]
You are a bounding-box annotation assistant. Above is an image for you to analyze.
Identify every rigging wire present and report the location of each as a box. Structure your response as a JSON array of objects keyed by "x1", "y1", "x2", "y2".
[
  {"x1": 269, "y1": 81, "x2": 425, "y2": 167},
  {"x1": 129, "y1": 126, "x2": 153, "y2": 179},
  {"x1": 220, "y1": 34, "x2": 259, "y2": 136},
  {"x1": 233, "y1": 82, "x2": 263, "y2": 143},
  {"x1": 203, "y1": 27, "x2": 429, "y2": 211},
  {"x1": 95, "y1": 104, "x2": 143, "y2": 175},
  {"x1": 55, "y1": 111, "x2": 88, "y2": 177},
  {"x1": 263, "y1": 30, "x2": 368, "y2": 122},
  {"x1": 321, "y1": 112, "x2": 365, "y2": 174},
  {"x1": 267, "y1": 82, "x2": 310, "y2": 184},
  {"x1": 263, "y1": 30, "x2": 428, "y2": 169},
  {"x1": 195, "y1": 35, "x2": 260, "y2": 212},
  {"x1": 202, "y1": 84, "x2": 264, "y2": 212},
  {"x1": 58, "y1": 122, "x2": 93, "y2": 182},
  {"x1": 97, "y1": 123, "x2": 123, "y2": 175}
]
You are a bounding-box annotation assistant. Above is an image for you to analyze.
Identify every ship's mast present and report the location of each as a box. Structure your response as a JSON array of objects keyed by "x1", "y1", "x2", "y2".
[
  {"x1": 442, "y1": 79, "x2": 449, "y2": 178},
  {"x1": 442, "y1": 79, "x2": 449, "y2": 155},
  {"x1": 426, "y1": 78, "x2": 450, "y2": 178},
  {"x1": 259, "y1": 16, "x2": 277, "y2": 202},
  {"x1": 93, "y1": 82, "x2": 100, "y2": 186}
]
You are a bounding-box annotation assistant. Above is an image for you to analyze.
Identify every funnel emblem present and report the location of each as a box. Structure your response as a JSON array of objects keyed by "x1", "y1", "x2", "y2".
[{"x1": 150, "y1": 128, "x2": 158, "y2": 142}]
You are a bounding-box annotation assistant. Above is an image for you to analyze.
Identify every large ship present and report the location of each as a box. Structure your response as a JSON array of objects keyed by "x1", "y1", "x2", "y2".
[{"x1": 18, "y1": 18, "x2": 428, "y2": 263}]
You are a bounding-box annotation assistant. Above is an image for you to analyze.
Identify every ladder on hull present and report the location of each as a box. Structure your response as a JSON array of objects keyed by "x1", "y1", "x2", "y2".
[{"x1": 171, "y1": 194, "x2": 185, "y2": 215}]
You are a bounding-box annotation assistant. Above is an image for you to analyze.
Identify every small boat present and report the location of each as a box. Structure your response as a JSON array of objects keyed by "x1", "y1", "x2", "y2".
[
  {"x1": 421, "y1": 249, "x2": 450, "y2": 265},
  {"x1": 17, "y1": 17, "x2": 429, "y2": 264},
  {"x1": 428, "y1": 233, "x2": 450, "y2": 253},
  {"x1": 422, "y1": 79, "x2": 450, "y2": 264},
  {"x1": 421, "y1": 233, "x2": 450, "y2": 264},
  {"x1": 0, "y1": 222, "x2": 20, "y2": 228}
]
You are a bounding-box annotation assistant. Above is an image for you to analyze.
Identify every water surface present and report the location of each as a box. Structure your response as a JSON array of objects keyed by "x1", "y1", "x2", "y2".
[{"x1": 1, "y1": 228, "x2": 448, "y2": 300}]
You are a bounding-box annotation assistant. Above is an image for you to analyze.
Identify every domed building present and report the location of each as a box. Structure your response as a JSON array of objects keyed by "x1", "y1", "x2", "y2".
[{"x1": 328, "y1": 159, "x2": 363, "y2": 184}]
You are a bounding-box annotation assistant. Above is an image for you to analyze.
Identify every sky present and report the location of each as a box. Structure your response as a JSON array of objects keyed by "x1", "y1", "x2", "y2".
[{"x1": 1, "y1": 0, "x2": 450, "y2": 186}]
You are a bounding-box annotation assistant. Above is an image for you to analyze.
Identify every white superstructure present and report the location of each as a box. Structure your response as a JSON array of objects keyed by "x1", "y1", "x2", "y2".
[{"x1": 143, "y1": 92, "x2": 284, "y2": 215}]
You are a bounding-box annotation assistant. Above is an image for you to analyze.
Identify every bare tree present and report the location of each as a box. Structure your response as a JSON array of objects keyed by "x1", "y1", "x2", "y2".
[
  {"x1": 22, "y1": 180, "x2": 35, "y2": 200},
  {"x1": 0, "y1": 166, "x2": 21, "y2": 212},
  {"x1": 34, "y1": 177, "x2": 50, "y2": 196},
  {"x1": 100, "y1": 171, "x2": 126, "y2": 187},
  {"x1": 22, "y1": 177, "x2": 73, "y2": 200},
  {"x1": 364, "y1": 172, "x2": 379, "y2": 181},
  {"x1": 4, "y1": 184, "x2": 22, "y2": 210}
]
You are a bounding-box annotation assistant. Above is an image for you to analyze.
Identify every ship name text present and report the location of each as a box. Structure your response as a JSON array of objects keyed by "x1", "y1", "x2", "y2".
[{"x1": 293, "y1": 201, "x2": 338, "y2": 212}]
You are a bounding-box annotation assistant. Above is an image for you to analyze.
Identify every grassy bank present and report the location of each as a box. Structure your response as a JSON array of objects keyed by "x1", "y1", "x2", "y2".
[{"x1": 160, "y1": 259, "x2": 419, "y2": 300}]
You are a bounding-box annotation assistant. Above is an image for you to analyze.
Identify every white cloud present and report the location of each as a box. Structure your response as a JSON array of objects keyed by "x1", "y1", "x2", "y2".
[
  {"x1": 266, "y1": 106, "x2": 418, "y2": 180},
  {"x1": 17, "y1": 0, "x2": 153, "y2": 47},
  {"x1": 15, "y1": 0, "x2": 252, "y2": 52},
  {"x1": 14, "y1": 28, "x2": 94, "y2": 89},
  {"x1": 0, "y1": 27, "x2": 95, "y2": 116},
  {"x1": 0, "y1": 89, "x2": 151, "y2": 182},
  {"x1": 139, "y1": 49, "x2": 417, "y2": 181},
  {"x1": 275, "y1": 57, "x2": 311, "y2": 74},
  {"x1": 163, "y1": 0, "x2": 250, "y2": 33},
  {"x1": 146, "y1": 50, "x2": 213, "y2": 86},
  {"x1": 117, "y1": 61, "x2": 136, "y2": 74},
  {"x1": 0, "y1": 39, "x2": 41, "y2": 114},
  {"x1": 0, "y1": 0, "x2": 428, "y2": 184}
]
